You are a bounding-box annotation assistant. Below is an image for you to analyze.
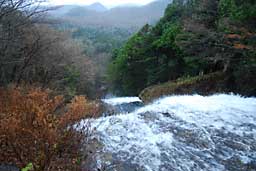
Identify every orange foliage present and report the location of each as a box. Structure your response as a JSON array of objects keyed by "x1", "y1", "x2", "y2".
[
  {"x1": 225, "y1": 34, "x2": 242, "y2": 39},
  {"x1": 233, "y1": 43, "x2": 251, "y2": 50},
  {"x1": 0, "y1": 86, "x2": 99, "y2": 170},
  {"x1": 60, "y1": 96, "x2": 99, "y2": 128}
]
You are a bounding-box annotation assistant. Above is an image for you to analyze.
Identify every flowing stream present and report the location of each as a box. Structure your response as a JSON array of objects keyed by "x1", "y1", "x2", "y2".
[{"x1": 82, "y1": 94, "x2": 256, "y2": 171}]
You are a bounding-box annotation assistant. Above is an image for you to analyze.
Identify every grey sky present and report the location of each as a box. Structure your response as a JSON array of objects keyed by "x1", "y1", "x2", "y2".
[{"x1": 49, "y1": 0, "x2": 156, "y2": 7}]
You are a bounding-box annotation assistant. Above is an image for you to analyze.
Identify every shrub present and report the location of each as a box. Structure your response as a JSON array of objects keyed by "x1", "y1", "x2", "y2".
[{"x1": 0, "y1": 86, "x2": 99, "y2": 171}]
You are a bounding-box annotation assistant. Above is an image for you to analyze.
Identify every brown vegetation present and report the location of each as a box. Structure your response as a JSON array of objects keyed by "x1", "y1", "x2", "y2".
[
  {"x1": 139, "y1": 72, "x2": 226, "y2": 104},
  {"x1": 0, "y1": 86, "x2": 99, "y2": 170},
  {"x1": 0, "y1": 0, "x2": 98, "y2": 99},
  {"x1": 0, "y1": 1, "x2": 102, "y2": 170}
]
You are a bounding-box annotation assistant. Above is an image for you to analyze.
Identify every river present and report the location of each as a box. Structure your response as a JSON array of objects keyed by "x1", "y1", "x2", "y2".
[{"x1": 81, "y1": 94, "x2": 256, "y2": 171}]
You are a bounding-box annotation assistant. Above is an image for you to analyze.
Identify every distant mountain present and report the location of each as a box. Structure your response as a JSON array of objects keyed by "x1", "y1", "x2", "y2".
[
  {"x1": 49, "y1": 0, "x2": 172, "y2": 28},
  {"x1": 102, "y1": 0, "x2": 171, "y2": 26},
  {"x1": 48, "y1": 2, "x2": 107, "y2": 16},
  {"x1": 114, "y1": 3, "x2": 140, "y2": 8},
  {"x1": 48, "y1": 5, "x2": 79, "y2": 16},
  {"x1": 86, "y1": 2, "x2": 107, "y2": 12},
  {"x1": 65, "y1": 6, "x2": 98, "y2": 17}
]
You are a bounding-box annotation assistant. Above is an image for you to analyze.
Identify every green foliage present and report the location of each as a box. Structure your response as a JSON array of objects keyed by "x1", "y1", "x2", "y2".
[
  {"x1": 64, "y1": 66, "x2": 80, "y2": 97},
  {"x1": 72, "y1": 27, "x2": 133, "y2": 55},
  {"x1": 183, "y1": 57, "x2": 208, "y2": 76},
  {"x1": 219, "y1": 0, "x2": 256, "y2": 21},
  {"x1": 107, "y1": 5, "x2": 185, "y2": 95},
  {"x1": 22, "y1": 163, "x2": 33, "y2": 171},
  {"x1": 108, "y1": 0, "x2": 256, "y2": 97},
  {"x1": 107, "y1": 32, "x2": 149, "y2": 95},
  {"x1": 232, "y1": 51, "x2": 256, "y2": 96},
  {"x1": 153, "y1": 23, "x2": 181, "y2": 50}
]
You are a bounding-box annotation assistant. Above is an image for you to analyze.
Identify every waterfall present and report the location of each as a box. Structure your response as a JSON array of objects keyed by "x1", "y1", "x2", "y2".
[{"x1": 81, "y1": 94, "x2": 256, "y2": 171}]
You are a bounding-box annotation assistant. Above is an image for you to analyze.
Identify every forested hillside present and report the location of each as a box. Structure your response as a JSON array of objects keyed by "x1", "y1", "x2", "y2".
[
  {"x1": 50, "y1": 23, "x2": 135, "y2": 97},
  {"x1": 44, "y1": 0, "x2": 172, "y2": 97},
  {"x1": 0, "y1": 4, "x2": 100, "y2": 98},
  {"x1": 108, "y1": 0, "x2": 256, "y2": 97}
]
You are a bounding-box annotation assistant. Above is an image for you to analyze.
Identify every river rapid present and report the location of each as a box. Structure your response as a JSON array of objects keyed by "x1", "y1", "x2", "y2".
[{"x1": 81, "y1": 94, "x2": 256, "y2": 171}]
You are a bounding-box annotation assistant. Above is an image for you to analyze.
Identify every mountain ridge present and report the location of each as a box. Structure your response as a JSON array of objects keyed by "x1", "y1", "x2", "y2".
[
  {"x1": 48, "y1": 0, "x2": 171, "y2": 28},
  {"x1": 86, "y1": 2, "x2": 107, "y2": 12}
]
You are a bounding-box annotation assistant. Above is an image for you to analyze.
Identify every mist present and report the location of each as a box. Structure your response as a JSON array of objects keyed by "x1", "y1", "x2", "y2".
[{"x1": 49, "y1": 0, "x2": 157, "y2": 7}]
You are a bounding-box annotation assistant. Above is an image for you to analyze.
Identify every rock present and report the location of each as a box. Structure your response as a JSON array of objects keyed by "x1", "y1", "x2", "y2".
[
  {"x1": 224, "y1": 155, "x2": 256, "y2": 171},
  {"x1": 102, "y1": 102, "x2": 143, "y2": 116},
  {"x1": 0, "y1": 164, "x2": 19, "y2": 171},
  {"x1": 139, "y1": 72, "x2": 225, "y2": 104}
]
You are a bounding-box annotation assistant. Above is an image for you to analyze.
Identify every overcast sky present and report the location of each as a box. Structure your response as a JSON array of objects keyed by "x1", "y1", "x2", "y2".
[{"x1": 49, "y1": 0, "x2": 156, "y2": 7}]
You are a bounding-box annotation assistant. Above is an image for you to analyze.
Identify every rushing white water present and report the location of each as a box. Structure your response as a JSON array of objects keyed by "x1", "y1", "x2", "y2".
[
  {"x1": 102, "y1": 97, "x2": 142, "y2": 105},
  {"x1": 83, "y1": 94, "x2": 256, "y2": 171},
  {"x1": 135, "y1": 94, "x2": 256, "y2": 135}
]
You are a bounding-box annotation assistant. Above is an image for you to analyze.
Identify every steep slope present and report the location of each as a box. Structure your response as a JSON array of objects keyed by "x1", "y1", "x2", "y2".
[{"x1": 108, "y1": 0, "x2": 256, "y2": 97}]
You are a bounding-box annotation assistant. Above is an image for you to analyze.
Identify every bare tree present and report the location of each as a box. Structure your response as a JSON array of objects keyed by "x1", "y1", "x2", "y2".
[
  {"x1": 0, "y1": 0, "x2": 46, "y2": 85},
  {"x1": 0, "y1": 1, "x2": 97, "y2": 98}
]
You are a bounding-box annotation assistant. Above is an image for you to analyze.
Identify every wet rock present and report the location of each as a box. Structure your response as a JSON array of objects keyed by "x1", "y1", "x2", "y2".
[
  {"x1": 223, "y1": 140, "x2": 250, "y2": 151},
  {"x1": 0, "y1": 165, "x2": 19, "y2": 171},
  {"x1": 81, "y1": 138, "x2": 105, "y2": 171},
  {"x1": 224, "y1": 155, "x2": 256, "y2": 171},
  {"x1": 102, "y1": 102, "x2": 143, "y2": 116}
]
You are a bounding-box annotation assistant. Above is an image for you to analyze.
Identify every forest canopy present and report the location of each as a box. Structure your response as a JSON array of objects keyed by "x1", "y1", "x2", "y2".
[{"x1": 107, "y1": 0, "x2": 256, "y2": 96}]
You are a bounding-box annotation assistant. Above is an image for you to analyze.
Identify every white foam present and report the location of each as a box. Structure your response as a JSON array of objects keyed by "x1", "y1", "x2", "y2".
[
  {"x1": 82, "y1": 94, "x2": 256, "y2": 171},
  {"x1": 135, "y1": 94, "x2": 256, "y2": 133},
  {"x1": 89, "y1": 113, "x2": 173, "y2": 171},
  {"x1": 102, "y1": 97, "x2": 142, "y2": 105}
]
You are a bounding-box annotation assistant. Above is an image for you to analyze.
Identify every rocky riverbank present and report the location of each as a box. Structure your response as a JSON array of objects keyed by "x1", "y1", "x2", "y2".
[{"x1": 139, "y1": 72, "x2": 227, "y2": 103}]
